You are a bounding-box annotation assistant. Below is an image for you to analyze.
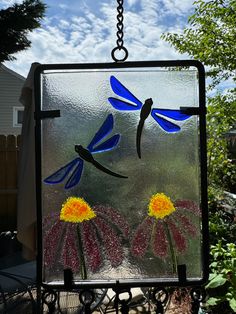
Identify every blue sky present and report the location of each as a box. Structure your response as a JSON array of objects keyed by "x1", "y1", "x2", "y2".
[{"x1": 0, "y1": 0, "x2": 195, "y2": 77}]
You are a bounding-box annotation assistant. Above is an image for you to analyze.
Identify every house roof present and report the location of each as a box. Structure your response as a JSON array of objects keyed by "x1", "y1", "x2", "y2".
[{"x1": 0, "y1": 63, "x2": 25, "y2": 81}]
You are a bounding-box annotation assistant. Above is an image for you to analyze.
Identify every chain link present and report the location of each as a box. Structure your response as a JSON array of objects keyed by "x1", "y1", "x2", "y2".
[{"x1": 111, "y1": 0, "x2": 128, "y2": 62}]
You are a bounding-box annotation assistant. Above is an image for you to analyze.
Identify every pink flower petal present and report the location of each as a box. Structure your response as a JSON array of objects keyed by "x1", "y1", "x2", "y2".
[
  {"x1": 61, "y1": 224, "x2": 80, "y2": 272},
  {"x1": 173, "y1": 212, "x2": 198, "y2": 237},
  {"x1": 151, "y1": 221, "x2": 168, "y2": 259},
  {"x1": 94, "y1": 205, "x2": 130, "y2": 237},
  {"x1": 167, "y1": 220, "x2": 187, "y2": 253},
  {"x1": 94, "y1": 216, "x2": 124, "y2": 267},
  {"x1": 175, "y1": 200, "x2": 201, "y2": 216},
  {"x1": 81, "y1": 221, "x2": 102, "y2": 272},
  {"x1": 43, "y1": 219, "x2": 64, "y2": 267},
  {"x1": 131, "y1": 217, "x2": 153, "y2": 257},
  {"x1": 43, "y1": 212, "x2": 59, "y2": 229}
]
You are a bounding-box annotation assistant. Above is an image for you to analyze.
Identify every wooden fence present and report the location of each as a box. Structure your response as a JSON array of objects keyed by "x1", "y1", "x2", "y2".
[{"x1": 0, "y1": 134, "x2": 21, "y2": 232}]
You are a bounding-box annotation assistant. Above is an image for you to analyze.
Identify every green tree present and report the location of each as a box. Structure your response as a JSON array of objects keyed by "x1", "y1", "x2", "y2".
[
  {"x1": 207, "y1": 92, "x2": 236, "y2": 191},
  {"x1": 0, "y1": 0, "x2": 46, "y2": 63},
  {"x1": 162, "y1": 0, "x2": 236, "y2": 192},
  {"x1": 162, "y1": 0, "x2": 236, "y2": 88}
]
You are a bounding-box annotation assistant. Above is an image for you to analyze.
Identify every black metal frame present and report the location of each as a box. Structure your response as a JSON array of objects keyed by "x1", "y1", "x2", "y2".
[{"x1": 34, "y1": 60, "x2": 208, "y2": 291}]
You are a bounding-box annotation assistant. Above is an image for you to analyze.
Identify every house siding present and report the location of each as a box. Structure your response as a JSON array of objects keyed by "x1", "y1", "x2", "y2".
[{"x1": 0, "y1": 65, "x2": 25, "y2": 135}]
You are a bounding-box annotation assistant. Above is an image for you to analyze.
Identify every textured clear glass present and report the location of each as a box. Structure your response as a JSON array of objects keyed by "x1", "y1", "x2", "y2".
[{"x1": 40, "y1": 68, "x2": 203, "y2": 285}]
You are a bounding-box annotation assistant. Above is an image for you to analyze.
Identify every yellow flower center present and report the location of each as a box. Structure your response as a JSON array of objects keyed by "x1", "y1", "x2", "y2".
[
  {"x1": 148, "y1": 193, "x2": 176, "y2": 219},
  {"x1": 60, "y1": 197, "x2": 96, "y2": 223}
]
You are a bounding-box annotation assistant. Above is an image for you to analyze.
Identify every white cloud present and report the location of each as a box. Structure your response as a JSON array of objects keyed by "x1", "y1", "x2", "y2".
[
  {"x1": 0, "y1": 0, "x2": 23, "y2": 6},
  {"x1": 163, "y1": 0, "x2": 194, "y2": 15},
  {"x1": 4, "y1": 0, "x2": 192, "y2": 77},
  {"x1": 140, "y1": 0, "x2": 160, "y2": 24},
  {"x1": 58, "y1": 3, "x2": 69, "y2": 10},
  {"x1": 58, "y1": 19, "x2": 70, "y2": 29},
  {"x1": 127, "y1": 0, "x2": 138, "y2": 6}
]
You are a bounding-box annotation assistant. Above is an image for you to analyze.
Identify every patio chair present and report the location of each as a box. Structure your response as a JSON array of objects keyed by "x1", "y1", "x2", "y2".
[
  {"x1": 0, "y1": 231, "x2": 36, "y2": 313},
  {"x1": 0, "y1": 260, "x2": 36, "y2": 313}
]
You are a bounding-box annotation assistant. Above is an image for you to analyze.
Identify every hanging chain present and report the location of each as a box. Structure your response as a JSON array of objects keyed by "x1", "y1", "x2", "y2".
[
  {"x1": 111, "y1": 0, "x2": 128, "y2": 62},
  {"x1": 115, "y1": 0, "x2": 125, "y2": 51}
]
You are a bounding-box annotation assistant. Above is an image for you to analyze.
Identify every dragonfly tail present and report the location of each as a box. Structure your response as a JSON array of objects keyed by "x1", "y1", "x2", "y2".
[
  {"x1": 92, "y1": 160, "x2": 128, "y2": 179},
  {"x1": 136, "y1": 119, "x2": 145, "y2": 159}
]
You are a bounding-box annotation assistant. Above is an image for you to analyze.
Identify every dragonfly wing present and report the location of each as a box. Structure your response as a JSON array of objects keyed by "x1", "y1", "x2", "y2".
[
  {"x1": 65, "y1": 159, "x2": 84, "y2": 189},
  {"x1": 108, "y1": 97, "x2": 140, "y2": 111},
  {"x1": 90, "y1": 134, "x2": 120, "y2": 153},
  {"x1": 44, "y1": 158, "x2": 79, "y2": 184},
  {"x1": 87, "y1": 114, "x2": 114, "y2": 152},
  {"x1": 153, "y1": 109, "x2": 191, "y2": 121},
  {"x1": 151, "y1": 110, "x2": 180, "y2": 132},
  {"x1": 110, "y1": 76, "x2": 142, "y2": 109}
]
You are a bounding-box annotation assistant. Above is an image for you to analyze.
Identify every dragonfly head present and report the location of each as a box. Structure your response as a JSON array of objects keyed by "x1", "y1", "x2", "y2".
[
  {"x1": 146, "y1": 98, "x2": 153, "y2": 106},
  {"x1": 75, "y1": 144, "x2": 83, "y2": 153},
  {"x1": 141, "y1": 98, "x2": 153, "y2": 119}
]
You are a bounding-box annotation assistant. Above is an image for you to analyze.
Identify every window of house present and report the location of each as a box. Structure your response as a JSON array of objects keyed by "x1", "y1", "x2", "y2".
[{"x1": 13, "y1": 106, "x2": 24, "y2": 127}]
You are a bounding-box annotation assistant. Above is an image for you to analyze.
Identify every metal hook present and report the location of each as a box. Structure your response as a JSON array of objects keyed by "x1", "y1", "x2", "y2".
[{"x1": 111, "y1": 46, "x2": 129, "y2": 62}]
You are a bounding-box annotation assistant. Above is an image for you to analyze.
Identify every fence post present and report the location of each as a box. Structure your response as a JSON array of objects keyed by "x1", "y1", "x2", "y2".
[
  {"x1": 0, "y1": 135, "x2": 7, "y2": 231},
  {"x1": 0, "y1": 134, "x2": 20, "y2": 232}
]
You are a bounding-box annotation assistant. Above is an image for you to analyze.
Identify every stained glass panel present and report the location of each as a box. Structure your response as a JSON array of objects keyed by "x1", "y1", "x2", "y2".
[{"x1": 35, "y1": 62, "x2": 207, "y2": 287}]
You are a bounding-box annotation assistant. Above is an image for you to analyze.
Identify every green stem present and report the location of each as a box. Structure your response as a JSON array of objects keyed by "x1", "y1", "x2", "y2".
[
  {"x1": 77, "y1": 225, "x2": 87, "y2": 280},
  {"x1": 164, "y1": 222, "x2": 178, "y2": 274}
]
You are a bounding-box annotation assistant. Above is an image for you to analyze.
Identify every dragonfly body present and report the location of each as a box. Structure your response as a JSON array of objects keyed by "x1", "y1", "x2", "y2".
[
  {"x1": 44, "y1": 114, "x2": 127, "y2": 189},
  {"x1": 139, "y1": 98, "x2": 153, "y2": 121},
  {"x1": 75, "y1": 144, "x2": 127, "y2": 179},
  {"x1": 75, "y1": 145, "x2": 94, "y2": 163},
  {"x1": 137, "y1": 98, "x2": 153, "y2": 158},
  {"x1": 108, "y1": 75, "x2": 191, "y2": 158}
]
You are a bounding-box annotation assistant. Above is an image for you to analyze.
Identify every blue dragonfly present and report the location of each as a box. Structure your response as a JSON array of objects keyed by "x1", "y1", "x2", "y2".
[
  {"x1": 108, "y1": 75, "x2": 191, "y2": 158},
  {"x1": 44, "y1": 114, "x2": 127, "y2": 189}
]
